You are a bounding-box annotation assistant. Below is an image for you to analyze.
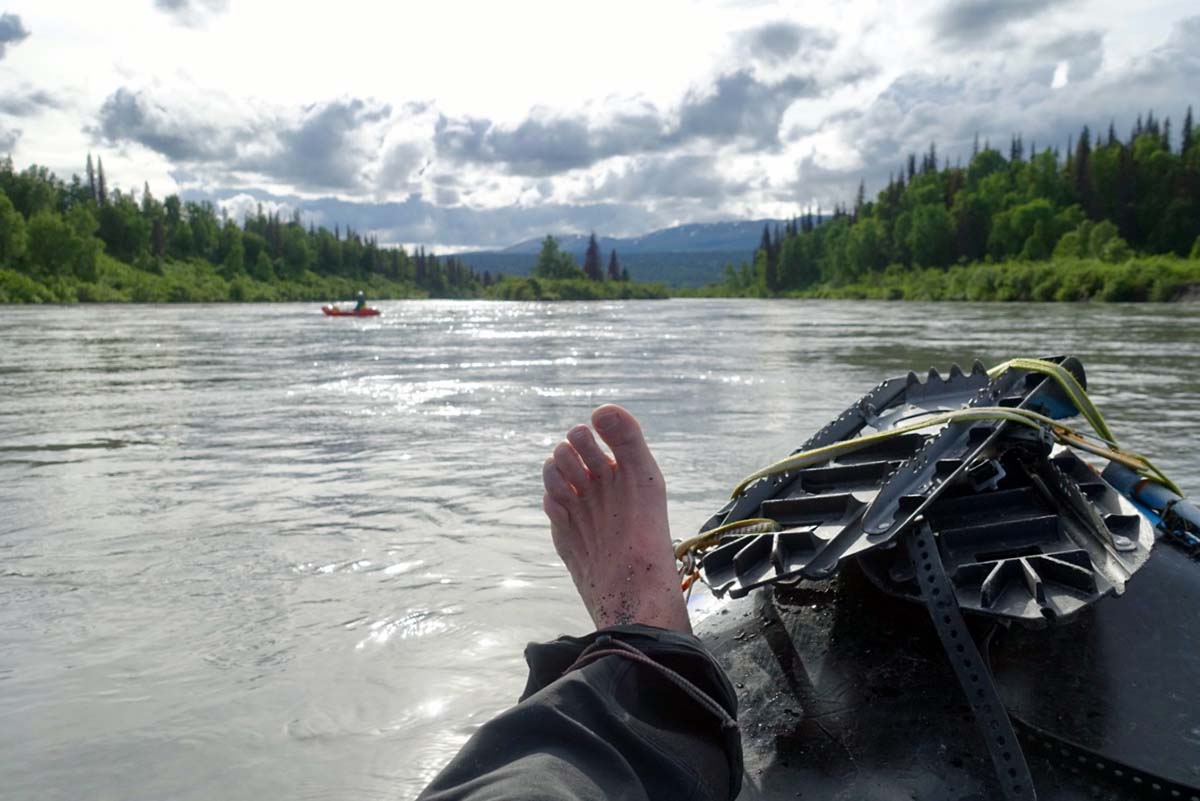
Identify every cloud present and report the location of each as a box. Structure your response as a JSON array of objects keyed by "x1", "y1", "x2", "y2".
[
  {"x1": 674, "y1": 70, "x2": 817, "y2": 148},
  {"x1": 0, "y1": 12, "x2": 30, "y2": 59},
  {"x1": 1033, "y1": 30, "x2": 1105, "y2": 81},
  {"x1": 188, "y1": 186, "x2": 662, "y2": 249},
  {"x1": 742, "y1": 22, "x2": 836, "y2": 65},
  {"x1": 153, "y1": 0, "x2": 229, "y2": 26},
  {"x1": 94, "y1": 87, "x2": 243, "y2": 161},
  {"x1": 932, "y1": 0, "x2": 1075, "y2": 47},
  {"x1": 92, "y1": 89, "x2": 395, "y2": 192},
  {"x1": 216, "y1": 193, "x2": 298, "y2": 225},
  {"x1": 0, "y1": 88, "x2": 62, "y2": 117},
  {"x1": 434, "y1": 105, "x2": 667, "y2": 176},
  {"x1": 0, "y1": 123, "x2": 19, "y2": 152},
  {"x1": 241, "y1": 98, "x2": 392, "y2": 191},
  {"x1": 592, "y1": 154, "x2": 751, "y2": 202},
  {"x1": 376, "y1": 140, "x2": 429, "y2": 192},
  {"x1": 434, "y1": 69, "x2": 818, "y2": 176}
]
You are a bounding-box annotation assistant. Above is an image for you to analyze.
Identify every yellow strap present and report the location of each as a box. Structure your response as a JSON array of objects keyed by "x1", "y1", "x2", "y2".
[
  {"x1": 728, "y1": 361, "x2": 1182, "y2": 500},
  {"x1": 987, "y1": 358, "x2": 1117, "y2": 445},
  {"x1": 682, "y1": 361, "x2": 1183, "y2": 572},
  {"x1": 674, "y1": 518, "x2": 779, "y2": 560}
]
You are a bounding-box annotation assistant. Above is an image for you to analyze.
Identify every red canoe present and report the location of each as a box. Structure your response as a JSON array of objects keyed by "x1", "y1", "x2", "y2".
[{"x1": 322, "y1": 305, "x2": 381, "y2": 317}]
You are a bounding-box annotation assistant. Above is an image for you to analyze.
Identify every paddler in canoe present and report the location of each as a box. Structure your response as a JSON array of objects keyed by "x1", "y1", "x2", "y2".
[{"x1": 322, "y1": 292, "x2": 379, "y2": 316}]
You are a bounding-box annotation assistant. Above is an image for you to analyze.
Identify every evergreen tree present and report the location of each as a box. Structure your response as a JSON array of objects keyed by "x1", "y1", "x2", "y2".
[
  {"x1": 85, "y1": 154, "x2": 96, "y2": 203},
  {"x1": 582, "y1": 231, "x2": 603, "y2": 281},
  {"x1": 1074, "y1": 125, "x2": 1093, "y2": 217},
  {"x1": 151, "y1": 216, "x2": 165, "y2": 259},
  {"x1": 607, "y1": 248, "x2": 621, "y2": 281},
  {"x1": 96, "y1": 157, "x2": 107, "y2": 206},
  {"x1": 1183, "y1": 107, "x2": 1194, "y2": 154}
]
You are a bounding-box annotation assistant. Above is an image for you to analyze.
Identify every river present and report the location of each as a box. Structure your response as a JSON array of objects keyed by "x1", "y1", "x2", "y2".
[{"x1": 2, "y1": 299, "x2": 1198, "y2": 800}]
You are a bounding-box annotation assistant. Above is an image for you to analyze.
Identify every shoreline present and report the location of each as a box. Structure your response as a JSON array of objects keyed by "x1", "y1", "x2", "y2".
[{"x1": 4, "y1": 257, "x2": 1199, "y2": 305}]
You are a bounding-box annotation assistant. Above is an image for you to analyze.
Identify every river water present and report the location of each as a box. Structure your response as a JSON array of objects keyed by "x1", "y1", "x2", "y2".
[{"x1": 2, "y1": 299, "x2": 1198, "y2": 800}]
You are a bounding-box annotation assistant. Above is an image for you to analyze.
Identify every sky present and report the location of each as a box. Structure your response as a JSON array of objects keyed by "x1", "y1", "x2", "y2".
[{"x1": 0, "y1": 0, "x2": 1197, "y2": 251}]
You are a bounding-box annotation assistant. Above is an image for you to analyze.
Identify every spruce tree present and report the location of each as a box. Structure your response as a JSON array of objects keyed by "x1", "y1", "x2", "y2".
[
  {"x1": 152, "y1": 217, "x2": 165, "y2": 259},
  {"x1": 582, "y1": 232, "x2": 603, "y2": 281},
  {"x1": 1074, "y1": 125, "x2": 1092, "y2": 216},
  {"x1": 96, "y1": 156, "x2": 107, "y2": 205},
  {"x1": 86, "y1": 153, "x2": 96, "y2": 202},
  {"x1": 607, "y1": 249, "x2": 620, "y2": 281},
  {"x1": 1183, "y1": 107, "x2": 1194, "y2": 155}
]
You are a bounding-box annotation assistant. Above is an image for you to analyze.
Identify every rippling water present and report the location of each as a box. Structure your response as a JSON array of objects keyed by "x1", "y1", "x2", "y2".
[{"x1": 2, "y1": 300, "x2": 1198, "y2": 800}]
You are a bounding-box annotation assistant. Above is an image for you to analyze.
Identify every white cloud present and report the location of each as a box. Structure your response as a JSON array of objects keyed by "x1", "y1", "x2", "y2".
[{"x1": 1052, "y1": 61, "x2": 1070, "y2": 89}]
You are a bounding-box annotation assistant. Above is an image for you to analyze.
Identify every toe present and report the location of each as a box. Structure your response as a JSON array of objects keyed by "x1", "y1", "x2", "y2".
[
  {"x1": 591, "y1": 404, "x2": 654, "y2": 467},
  {"x1": 542, "y1": 493, "x2": 571, "y2": 531},
  {"x1": 567, "y1": 425, "x2": 614, "y2": 480},
  {"x1": 553, "y1": 441, "x2": 592, "y2": 492},
  {"x1": 542, "y1": 457, "x2": 577, "y2": 507}
]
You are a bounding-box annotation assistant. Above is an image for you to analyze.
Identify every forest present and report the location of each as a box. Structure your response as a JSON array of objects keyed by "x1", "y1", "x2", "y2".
[
  {"x1": 715, "y1": 109, "x2": 1200, "y2": 301},
  {"x1": 0, "y1": 154, "x2": 490, "y2": 302}
]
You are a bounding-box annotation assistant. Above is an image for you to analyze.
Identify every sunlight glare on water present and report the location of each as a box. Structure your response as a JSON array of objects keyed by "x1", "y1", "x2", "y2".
[{"x1": 0, "y1": 299, "x2": 1198, "y2": 800}]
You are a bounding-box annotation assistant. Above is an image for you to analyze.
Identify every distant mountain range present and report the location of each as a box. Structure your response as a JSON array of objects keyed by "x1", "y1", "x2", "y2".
[
  {"x1": 500, "y1": 218, "x2": 792, "y2": 255},
  {"x1": 460, "y1": 218, "x2": 796, "y2": 286}
]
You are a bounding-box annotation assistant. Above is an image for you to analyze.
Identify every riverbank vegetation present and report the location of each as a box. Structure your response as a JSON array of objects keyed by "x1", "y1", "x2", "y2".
[
  {"x1": 0, "y1": 155, "x2": 488, "y2": 302},
  {"x1": 480, "y1": 235, "x2": 666, "y2": 299},
  {"x1": 703, "y1": 109, "x2": 1200, "y2": 301}
]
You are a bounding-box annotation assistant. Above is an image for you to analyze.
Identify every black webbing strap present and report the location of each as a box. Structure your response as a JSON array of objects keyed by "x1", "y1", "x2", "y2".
[{"x1": 905, "y1": 524, "x2": 1038, "y2": 800}]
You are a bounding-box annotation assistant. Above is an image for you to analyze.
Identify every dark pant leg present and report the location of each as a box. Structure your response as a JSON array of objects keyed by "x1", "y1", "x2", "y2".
[{"x1": 417, "y1": 624, "x2": 743, "y2": 801}]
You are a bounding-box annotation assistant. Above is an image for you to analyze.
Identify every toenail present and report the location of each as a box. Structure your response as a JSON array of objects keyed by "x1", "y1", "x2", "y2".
[
  {"x1": 595, "y1": 409, "x2": 619, "y2": 431},
  {"x1": 568, "y1": 427, "x2": 589, "y2": 444}
]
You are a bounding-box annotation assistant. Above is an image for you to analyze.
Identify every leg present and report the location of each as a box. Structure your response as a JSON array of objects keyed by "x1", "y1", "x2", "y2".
[
  {"x1": 418, "y1": 406, "x2": 742, "y2": 800},
  {"x1": 542, "y1": 403, "x2": 691, "y2": 634}
]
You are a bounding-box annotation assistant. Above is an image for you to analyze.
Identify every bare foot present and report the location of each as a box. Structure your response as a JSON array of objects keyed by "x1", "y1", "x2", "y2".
[{"x1": 541, "y1": 404, "x2": 691, "y2": 634}]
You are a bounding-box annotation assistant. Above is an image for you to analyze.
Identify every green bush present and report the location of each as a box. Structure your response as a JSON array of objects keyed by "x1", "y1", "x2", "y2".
[
  {"x1": 0, "y1": 267, "x2": 56, "y2": 302},
  {"x1": 717, "y1": 255, "x2": 1200, "y2": 303},
  {"x1": 485, "y1": 276, "x2": 668, "y2": 301}
]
